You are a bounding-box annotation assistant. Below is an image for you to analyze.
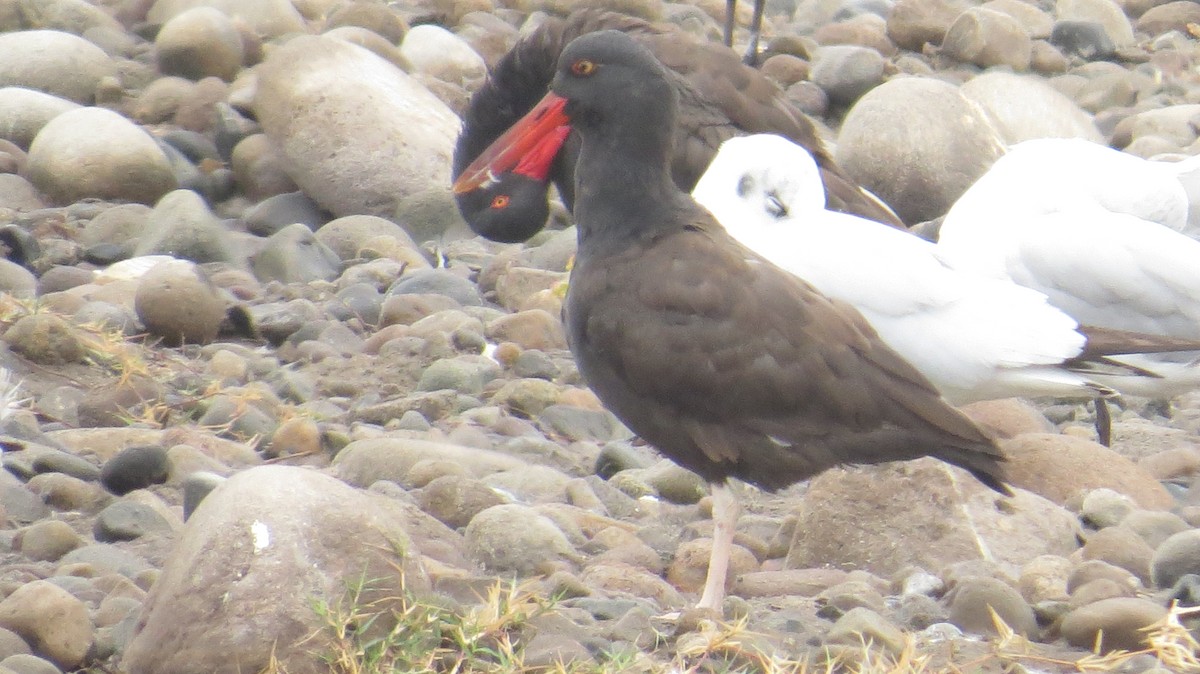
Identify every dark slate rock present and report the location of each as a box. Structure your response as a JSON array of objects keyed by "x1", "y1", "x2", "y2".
[{"x1": 99, "y1": 445, "x2": 170, "y2": 495}]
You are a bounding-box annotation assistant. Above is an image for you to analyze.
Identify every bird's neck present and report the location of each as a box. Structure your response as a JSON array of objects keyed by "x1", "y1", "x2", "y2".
[{"x1": 571, "y1": 128, "x2": 686, "y2": 255}]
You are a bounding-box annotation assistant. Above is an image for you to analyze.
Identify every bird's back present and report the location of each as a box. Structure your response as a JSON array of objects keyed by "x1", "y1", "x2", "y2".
[{"x1": 566, "y1": 203, "x2": 1008, "y2": 493}]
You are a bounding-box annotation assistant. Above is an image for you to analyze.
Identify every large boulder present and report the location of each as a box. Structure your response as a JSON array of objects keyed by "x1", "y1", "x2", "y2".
[
  {"x1": 785, "y1": 459, "x2": 1080, "y2": 577},
  {"x1": 836, "y1": 77, "x2": 1005, "y2": 224},
  {"x1": 121, "y1": 465, "x2": 430, "y2": 674},
  {"x1": 253, "y1": 35, "x2": 460, "y2": 219}
]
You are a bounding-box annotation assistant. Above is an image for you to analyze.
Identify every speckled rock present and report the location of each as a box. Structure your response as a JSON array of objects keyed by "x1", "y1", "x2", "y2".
[
  {"x1": 155, "y1": 7, "x2": 245, "y2": 81},
  {"x1": 0, "y1": 30, "x2": 116, "y2": 104},
  {"x1": 0, "y1": 580, "x2": 92, "y2": 670},
  {"x1": 253, "y1": 35, "x2": 459, "y2": 219},
  {"x1": 0, "y1": 260, "x2": 36, "y2": 299},
  {"x1": 122, "y1": 465, "x2": 430, "y2": 674},
  {"x1": 94, "y1": 500, "x2": 174, "y2": 542},
  {"x1": 134, "y1": 259, "x2": 228, "y2": 345},
  {"x1": 836, "y1": 77, "x2": 1004, "y2": 224},
  {"x1": 27, "y1": 107, "x2": 177, "y2": 205}
]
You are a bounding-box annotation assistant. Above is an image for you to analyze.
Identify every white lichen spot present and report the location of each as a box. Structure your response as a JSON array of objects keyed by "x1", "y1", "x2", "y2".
[{"x1": 251, "y1": 520, "x2": 270, "y2": 552}]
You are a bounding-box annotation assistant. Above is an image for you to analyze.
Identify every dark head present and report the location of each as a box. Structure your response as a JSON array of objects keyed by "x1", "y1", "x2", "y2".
[
  {"x1": 453, "y1": 172, "x2": 552, "y2": 243},
  {"x1": 549, "y1": 30, "x2": 678, "y2": 148}
]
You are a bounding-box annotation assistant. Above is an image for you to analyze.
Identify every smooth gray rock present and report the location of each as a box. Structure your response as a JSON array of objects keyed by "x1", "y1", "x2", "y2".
[
  {"x1": 121, "y1": 466, "x2": 430, "y2": 674},
  {"x1": 836, "y1": 77, "x2": 1005, "y2": 224},
  {"x1": 959, "y1": 72, "x2": 1103, "y2": 144},
  {"x1": 155, "y1": 7, "x2": 245, "y2": 82},
  {"x1": 253, "y1": 35, "x2": 459, "y2": 219},
  {"x1": 0, "y1": 30, "x2": 116, "y2": 103},
  {"x1": 134, "y1": 190, "x2": 238, "y2": 263},
  {"x1": 0, "y1": 88, "x2": 79, "y2": 149},
  {"x1": 147, "y1": 0, "x2": 306, "y2": 38},
  {"x1": 250, "y1": 223, "x2": 341, "y2": 284},
  {"x1": 27, "y1": 107, "x2": 177, "y2": 205}
]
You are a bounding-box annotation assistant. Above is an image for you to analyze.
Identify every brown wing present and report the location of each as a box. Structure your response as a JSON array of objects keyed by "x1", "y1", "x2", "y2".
[{"x1": 568, "y1": 210, "x2": 1005, "y2": 492}]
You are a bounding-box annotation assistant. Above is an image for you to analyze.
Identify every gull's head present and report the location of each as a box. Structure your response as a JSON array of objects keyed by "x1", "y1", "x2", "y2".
[{"x1": 692, "y1": 134, "x2": 827, "y2": 231}]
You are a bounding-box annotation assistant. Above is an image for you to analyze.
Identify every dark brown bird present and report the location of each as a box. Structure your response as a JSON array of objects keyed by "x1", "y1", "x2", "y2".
[
  {"x1": 452, "y1": 9, "x2": 902, "y2": 244},
  {"x1": 495, "y1": 29, "x2": 1009, "y2": 610}
]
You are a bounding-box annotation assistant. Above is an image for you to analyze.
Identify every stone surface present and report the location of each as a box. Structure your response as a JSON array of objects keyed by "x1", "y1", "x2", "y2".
[
  {"x1": 0, "y1": 88, "x2": 79, "y2": 150},
  {"x1": 122, "y1": 466, "x2": 429, "y2": 674},
  {"x1": 959, "y1": 72, "x2": 1104, "y2": 144},
  {"x1": 836, "y1": 77, "x2": 1005, "y2": 224},
  {"x1": 1059, "y1": 597, "x2": 1167, "y2": 652},
  {"x1": 134, "y1": 259, "x2": 228, "y2": 345},
  {"x1": 0, "y1": 30, "x2": 116, "y2": 104},
  {"x1": 941, "y1": 8, "x2": 1033, "y2": 71},
  {"x1": 253, "y1": 35, "x2": 459, "y2": 219},
  {"x1": 784, "y1": 459, "x2": 1079, "y2": 576},
  {"x1": 1000, "y1": 434, "x2": 1174, "y2": 510},
  {"x1": 0, "y1": 580, "x2": 92, "y2": 670},
  {"x1": 1150, "y1": 529, "x2": 1200, "y2": 590},
  {"x1": 155, "y1": 7, "x2": 245, "y2": 81},
  {"x1": 99, "y1": 445, "x2": 171, "y2": 495},
  {"x1": 27, "y1": 107, "x2": 177, "y2": 205}
]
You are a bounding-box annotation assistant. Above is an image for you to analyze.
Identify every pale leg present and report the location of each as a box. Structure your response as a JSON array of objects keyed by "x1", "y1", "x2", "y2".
[{"x1": 696, "y1": 481, "x2": 740, "y2": 611}]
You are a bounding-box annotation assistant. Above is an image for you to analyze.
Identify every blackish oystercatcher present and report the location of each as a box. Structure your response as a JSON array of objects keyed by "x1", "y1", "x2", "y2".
[
  {"x1": 451, "y1": 10, "x2": 901, "y2": 244},
  {"x1": 495, "y1": 30, "x2": 1010, "y2": 611}
]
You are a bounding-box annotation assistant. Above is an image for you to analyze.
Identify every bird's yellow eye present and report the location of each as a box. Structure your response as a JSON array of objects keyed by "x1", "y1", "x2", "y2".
[
  {"x1": 491, "y1": 195, "x2": 510, "y2": 209},
  {"x1": 571, "y1": 59, "x2": 597, "y2": 76}
]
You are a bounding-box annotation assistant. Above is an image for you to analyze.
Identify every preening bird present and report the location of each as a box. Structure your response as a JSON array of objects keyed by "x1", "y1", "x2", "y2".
[{"x1": 452, "y1": 9, "x2": 901, "y2": 244}]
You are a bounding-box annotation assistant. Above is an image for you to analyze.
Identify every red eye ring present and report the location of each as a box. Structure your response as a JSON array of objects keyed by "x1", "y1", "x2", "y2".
[
  {"x1": 571, "y1": 59, "x2": 597, "y2": 76},
  {"x1": 491, "y1": 195, "x2": 511, "y2": 209}
]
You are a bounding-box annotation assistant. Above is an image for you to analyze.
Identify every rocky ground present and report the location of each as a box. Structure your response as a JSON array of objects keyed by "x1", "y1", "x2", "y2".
[{"x1": 0, "y1": 0, "x2": 1196, "y2": 673}]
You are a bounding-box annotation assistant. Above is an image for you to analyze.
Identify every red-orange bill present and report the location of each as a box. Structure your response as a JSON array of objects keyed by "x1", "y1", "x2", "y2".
[{"x1": 452, "y1": 92, "x2": 571, "y2": 194}]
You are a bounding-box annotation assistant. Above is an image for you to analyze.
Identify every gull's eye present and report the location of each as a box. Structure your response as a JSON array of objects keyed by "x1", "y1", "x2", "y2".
[
  {"x1": 491, "y1": 195, "x2": 511, "y2": 209},
  {"x1": 570, "y1": 59, "x2": 597, "y2": 77},
  {"x1": 766, "y1": 193, "x2": 787, "y2": 218}
]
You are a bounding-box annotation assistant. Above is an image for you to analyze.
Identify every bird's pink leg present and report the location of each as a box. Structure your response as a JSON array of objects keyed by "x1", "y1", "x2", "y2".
[{"x1": 696, "y1": 481, "x2": 740, "y2": 611}]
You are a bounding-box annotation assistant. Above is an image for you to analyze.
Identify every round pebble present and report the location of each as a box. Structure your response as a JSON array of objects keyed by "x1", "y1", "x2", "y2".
[{"x1": 99, "y1": 446, "x2": 170, "y2": 496}]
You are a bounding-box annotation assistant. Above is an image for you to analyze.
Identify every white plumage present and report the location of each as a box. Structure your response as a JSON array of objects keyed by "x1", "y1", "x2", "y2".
[
  {"x1": 692, "y1": 134, "x2": 1110, "y2": 404},
  {"x1": 938, "y1": 137, "x2": 1200, "y2": 398}
]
